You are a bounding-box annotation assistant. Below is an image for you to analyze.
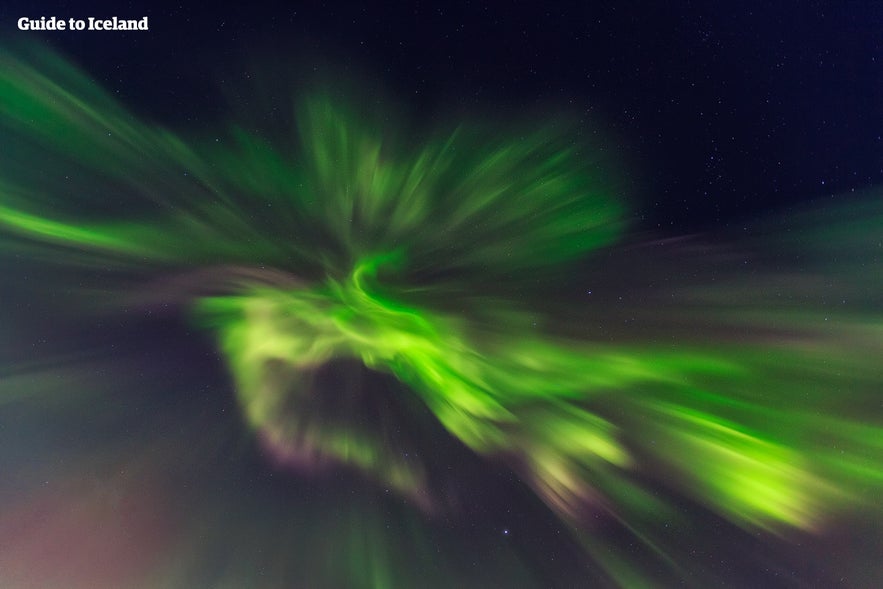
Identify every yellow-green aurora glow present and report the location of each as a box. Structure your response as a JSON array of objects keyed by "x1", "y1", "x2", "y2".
[{"x1": 1, "y1": 46, "x2": 882, "y2": 588}]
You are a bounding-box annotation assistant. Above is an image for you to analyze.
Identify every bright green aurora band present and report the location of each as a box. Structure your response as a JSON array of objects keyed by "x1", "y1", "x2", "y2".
[{"x1": 1, "y1": 46, "x2": 882, "y2": 588}]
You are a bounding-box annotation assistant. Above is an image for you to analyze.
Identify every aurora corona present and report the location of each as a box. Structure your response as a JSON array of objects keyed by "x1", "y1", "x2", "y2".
[{"x1": 1, "y1": 45, "x2": 882, "y2": 588}]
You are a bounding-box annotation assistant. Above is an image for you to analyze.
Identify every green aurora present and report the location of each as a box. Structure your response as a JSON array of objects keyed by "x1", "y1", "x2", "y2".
[{"x1": 1, "y1": 46, "x2": 882, "y2": 588}]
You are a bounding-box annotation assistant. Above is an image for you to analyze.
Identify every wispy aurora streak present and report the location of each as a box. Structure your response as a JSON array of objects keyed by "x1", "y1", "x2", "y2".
[{"x1": 1, "y1": 46, "x2": 882, "y2": 587}]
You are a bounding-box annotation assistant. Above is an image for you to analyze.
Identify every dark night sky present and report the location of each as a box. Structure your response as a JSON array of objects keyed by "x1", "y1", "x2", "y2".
[
  {"x1": 3, "y1": 1, "x2": 881, "y2": 232},
  {"x1": 2, "y1": 3, "x2": 883, "y2": 588}
]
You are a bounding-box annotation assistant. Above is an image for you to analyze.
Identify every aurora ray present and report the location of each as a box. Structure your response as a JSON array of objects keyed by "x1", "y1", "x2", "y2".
[{"x1": 1, "y1": 45, "x2": 882, "y2": 588}]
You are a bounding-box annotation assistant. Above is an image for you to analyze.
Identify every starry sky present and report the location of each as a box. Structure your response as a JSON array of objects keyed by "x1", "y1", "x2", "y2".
[
  {"x1": 0, "y1": 2, "x2": 882, "y2": 588},
  {"x1": 4, "y1": 1, "x2": 880, "y2": 230}
]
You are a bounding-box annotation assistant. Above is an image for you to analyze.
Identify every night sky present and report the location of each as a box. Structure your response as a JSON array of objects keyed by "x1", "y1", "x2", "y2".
[
  {"x1": 1, "y1": 2, "x2": 882, "y2": 588},
  {"x1": 6, "y1": 2, "x2": 881, "y2": 229}
]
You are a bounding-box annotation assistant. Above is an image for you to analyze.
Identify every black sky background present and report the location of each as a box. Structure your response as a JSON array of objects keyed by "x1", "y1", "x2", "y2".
[
  {"x1": 3, "y1": 1, "x2": 881, "y2": 234},
  {"x1": 1, "y1": 3, "x2": 882, "y2": 587}
]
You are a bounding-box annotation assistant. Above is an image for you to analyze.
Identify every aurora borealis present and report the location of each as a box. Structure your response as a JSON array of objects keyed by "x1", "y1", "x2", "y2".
[{"x1": 2, "y1": 9, "x2": 883, "y2": 588}]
